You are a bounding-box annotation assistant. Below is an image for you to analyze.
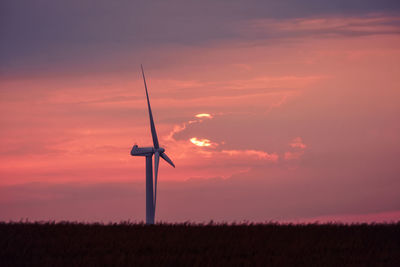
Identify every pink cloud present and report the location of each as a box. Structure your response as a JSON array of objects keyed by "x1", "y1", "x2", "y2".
[
  {"x1": 246, "y1": 15, "x2": 400, "y2": 37},
  {"x1": 284, "y1": 137, "x2": 307, "y2": 160},
  {"x1": 289, "y1": 137, "x2": 307, "y2": 149},
  {"x1": 164, "y1": 114, "x2": 279, "y2": 165},
  {"x1": 222, "y1": 150, "x2": 279, "y2": 162}
]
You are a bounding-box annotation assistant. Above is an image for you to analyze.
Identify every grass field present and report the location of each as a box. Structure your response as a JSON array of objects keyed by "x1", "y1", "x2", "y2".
[{"x1": 1, "y1": 222, "x2": 399, "y2": 266}]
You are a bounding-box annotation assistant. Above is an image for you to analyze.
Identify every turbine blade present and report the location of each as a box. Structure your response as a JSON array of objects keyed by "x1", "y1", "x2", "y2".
[
  {"x1": 141, "y1": 64, "x2": 159, "y2": 149},
  {"x1": 153, "y1": 151, "x2": 160, "y2": 212},
  {"x1": 160, "y1": 152, "x2": 175, "y2": 168}
]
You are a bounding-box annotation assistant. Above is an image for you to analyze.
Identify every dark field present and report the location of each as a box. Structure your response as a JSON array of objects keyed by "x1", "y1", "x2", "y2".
[{"x1": 1, "y1": 222, "x2": 399, "y2": 266}]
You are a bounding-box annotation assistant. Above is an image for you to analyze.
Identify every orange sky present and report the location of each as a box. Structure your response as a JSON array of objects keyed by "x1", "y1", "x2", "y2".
[{"x1": 1, "y1": 3, "x2": 400, "y2": 222}]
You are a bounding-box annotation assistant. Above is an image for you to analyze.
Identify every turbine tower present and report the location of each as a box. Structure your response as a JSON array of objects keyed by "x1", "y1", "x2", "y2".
[{"x1": 131, "y1": 65, "x2": 175, "y2": 224}]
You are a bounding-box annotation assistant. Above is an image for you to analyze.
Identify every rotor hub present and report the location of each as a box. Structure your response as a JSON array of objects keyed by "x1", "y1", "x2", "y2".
[{"x1": 155, "y1": 147, "x2": 165, "y2": 153}]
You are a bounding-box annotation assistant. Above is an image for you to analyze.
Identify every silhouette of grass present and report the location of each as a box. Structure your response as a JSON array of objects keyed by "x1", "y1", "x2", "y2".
[{"x1": 1, "y1": 221, "x2": 399, "y2": 266}]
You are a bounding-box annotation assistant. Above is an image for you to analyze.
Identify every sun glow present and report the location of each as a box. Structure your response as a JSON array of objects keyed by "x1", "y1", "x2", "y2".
[
  {"x1": 190, "y1": 137, "x2": 214, "y2": 147},
  {"x1": 195, "y1": 113, "x2": 213, "y2": 119}
]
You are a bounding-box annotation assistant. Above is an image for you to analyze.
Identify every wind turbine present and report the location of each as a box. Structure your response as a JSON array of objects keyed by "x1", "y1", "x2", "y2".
[{"x1": 131, "y1": 65, "x2": 175, "y2": 224}]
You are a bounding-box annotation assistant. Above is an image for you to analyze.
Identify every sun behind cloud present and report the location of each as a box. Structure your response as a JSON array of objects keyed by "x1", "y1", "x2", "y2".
[
  {"x1": 190, "y1": 137, "x2": 217, "y2": 147},
  {"x1": 195, "y1": 113, "x2": 213, "y2": 119}
]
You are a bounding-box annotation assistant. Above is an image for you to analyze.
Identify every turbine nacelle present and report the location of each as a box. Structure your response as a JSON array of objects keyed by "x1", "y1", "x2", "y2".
[{"x1": 131, "y1": 145, "x2": 165, "y2": 156}]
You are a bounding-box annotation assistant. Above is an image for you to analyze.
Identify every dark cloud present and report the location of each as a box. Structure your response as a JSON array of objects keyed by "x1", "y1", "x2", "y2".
[{"x1": 1, "y1": 0, "x2": 399, "y2": 76}]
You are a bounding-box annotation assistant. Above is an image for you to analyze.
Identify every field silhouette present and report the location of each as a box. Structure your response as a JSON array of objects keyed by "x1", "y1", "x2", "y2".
[{"x1": 1, "y1": 222, "x2": 399, "y2": 266}]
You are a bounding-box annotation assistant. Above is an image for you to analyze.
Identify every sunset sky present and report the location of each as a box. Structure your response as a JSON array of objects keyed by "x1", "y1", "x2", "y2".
[{"x1": 1, "y1": 0, "x2": 400, "y2": 223}]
